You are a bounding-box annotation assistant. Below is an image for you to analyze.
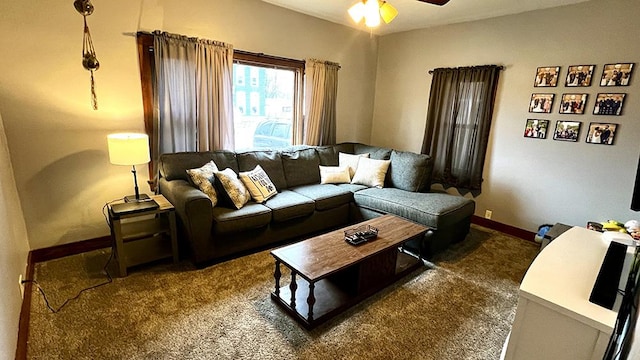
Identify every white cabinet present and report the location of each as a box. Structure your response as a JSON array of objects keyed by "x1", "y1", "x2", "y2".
[{"x1": 503, "y1": 227, "x2": 634, "y2": 360}]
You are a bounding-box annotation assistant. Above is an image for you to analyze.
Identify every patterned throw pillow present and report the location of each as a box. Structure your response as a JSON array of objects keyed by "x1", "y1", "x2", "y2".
[
  {"x1": 319, "y1": 165, "x2": 351, "y2": 184},
  {"x1": 239, "y1": 165, "x2": 277, "y2": 203},
  {"x1": 338, "y1": 152, "x2": 370, "y2": 179},
  {"x1": 186, "y1": 160, "x2": 219, "y2": 207},
  {"x1": 213, "y1": 168, "x2": 251, "y2": 210},
  {"x1": 351, "y1": 157, "x2": 391, "y2": 188}
]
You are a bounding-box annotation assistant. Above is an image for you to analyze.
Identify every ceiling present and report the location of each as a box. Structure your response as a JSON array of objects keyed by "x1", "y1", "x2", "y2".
[{"x1": 261, "y1": 0, "x2": 592, "y2": 35}]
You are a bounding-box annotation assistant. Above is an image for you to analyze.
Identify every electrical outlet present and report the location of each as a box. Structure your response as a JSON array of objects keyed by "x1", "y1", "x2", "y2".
[
  {"x1": 18, "y1": 274, "x2": 25, "y2": 299},
  {"x1": 484, "y1": 210, "x2": 493, "y2": 219}
]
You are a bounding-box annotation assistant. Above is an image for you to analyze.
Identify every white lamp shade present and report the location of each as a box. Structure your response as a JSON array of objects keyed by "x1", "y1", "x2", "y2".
[
  {"x1": 364, "y1": 0, "x2": 381, "y2": 27},
  {"x1": 107, "y1": 133, "x2": 150, "y2": 165},
  {"x1": 348, "y1": 1, "x2": 365, "y2": 22}
]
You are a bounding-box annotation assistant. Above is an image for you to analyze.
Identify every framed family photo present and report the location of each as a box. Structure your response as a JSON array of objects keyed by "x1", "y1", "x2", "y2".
[
  {"x1": 533, "y1": 66, "x2": 560, "y2": 87},
  {"x1": 529, "y1": 93, "x2": 554, "y2": 113},
  {"x1": 559, "y1": 93, "x2": 588, "y2": 114},
  {"x1": 593, "y1": 93, "x2": 626, "y2": 115},
  {"x1": 553, "y1": 120, "x2": 581, "y2": 142},
  {"x1": 524, "y1": 119, "x2": 549, "y2": 139},
  {"x1": 585, "y1": 122, "x2": 617, "y2": 145},
  {"x1": 600, "y1": 63, "x2": 634, "y2": 86},
  {"x1": 565, "y1": 65, "x2": 594, "y2": 87}
]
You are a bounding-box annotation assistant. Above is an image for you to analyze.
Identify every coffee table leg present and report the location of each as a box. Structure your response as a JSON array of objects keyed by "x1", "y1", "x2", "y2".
[
  {"x1": 274, "y1": 260, "x2": 281, "y2": 297},
  {"x1": 307, "y1": 282, "x2": 316, "y2": 321},
  {"x1": 290, "y1": 271, "x2": 298, "y2": 308}
]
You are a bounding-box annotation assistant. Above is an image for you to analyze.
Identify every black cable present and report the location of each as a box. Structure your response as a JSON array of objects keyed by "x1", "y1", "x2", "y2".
[
  {"x1": 23, "y1": 250, "x2": 113, "y2": 313},
  {"x1": 24, "y1": 198, "x2": 123, "y2": 313}
]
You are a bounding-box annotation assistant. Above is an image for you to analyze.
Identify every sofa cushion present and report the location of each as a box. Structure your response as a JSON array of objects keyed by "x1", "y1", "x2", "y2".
[
  {"x1": 388, "y1": 150, "x2": 434, "y2": 192},
  {"x1": 290, "y1": 184, "x2": 353, "y2": 211},
  {"x1": 339, "y1": 152, "x2": 369, "y2": 179},
  {"x1": 236, "y1": 151, "x2": 288, "y2": 191},
  {"x1": 281, "y1": 148, "x2": 321, "y2": 187},
  {"x1": 262, "y1": 190, "x2": 315, "y2": 222},
  {"x1": 353, "y1": 144, "x2": 392, "y2": 160},
  {"x1": 351, "y1": 158, "x2": 391, "y2": 188},
  {"x1": 213, "y1": 168, "x2": 251, "y2": 210},
  {"x1": 319, "y1": 166, "x2": 351, "y2": 184},
  {"x1": 353, "y1": 188, "x2": 474, "y2": 229},
  {"x1": 337, "y1": 183, "x2": 368, "y2": 193},
  {"x1": 239, "y1": 165, "x2": 278, "y2": 203},
  {"x1": 316, "y1": 146, "x2": 339, "y2": 166},
  {"x1": 212, "y1": 203, "x2": 272, "y2": 234},
  {"x1": 186, "y1": 160, "x2": 219, "y2": 206},
  {"x1": 160, "y1": 151, "x2": 237, "y2": 181}
]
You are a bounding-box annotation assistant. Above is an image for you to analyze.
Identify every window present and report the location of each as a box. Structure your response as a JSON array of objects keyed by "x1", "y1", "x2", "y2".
[
  {"x1": 235, "y1": 65, "x2": 246, "y2": 86},
  {"x1": 421, "y1": 65, "x2": 501, "y2": 196},
  {"x1": 232, "y1": 51, "x2": 304, "y2": 150},
  {"x1": 136, "y1": 32, "x2": 304, "y2": 158},
  {"x1": 250, "y1": 67, "x2": 259, "y2": 87},
  {"x1": 236, "y1": 91, "x2": 246, "y2": 114}
]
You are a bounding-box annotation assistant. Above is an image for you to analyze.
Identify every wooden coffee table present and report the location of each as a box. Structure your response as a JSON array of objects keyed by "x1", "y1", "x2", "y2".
[{"x1": 270, "y1": 214, "x2": 429, "y2": 329}]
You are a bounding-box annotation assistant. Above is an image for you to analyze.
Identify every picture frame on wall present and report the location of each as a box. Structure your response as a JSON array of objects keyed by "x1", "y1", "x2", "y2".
[
  {"x1": 534, "y1": 66, "x2": 560, "y2": 87},
  {"x1": 565, "y1": 65, "x2": 595, "y2": 87},
  {"x1": 553, "y1": 120, "x2": 581, "y2": 142},
  {"x1": 529, "y1": 93, "x2": 554, "y2": 113},
  {"x1": 585, "y1": 122, "x2": 617, "y2": 145},
  {"x1": 600, "y1": 63, "x2": 634, "y2": 86},
  {"x1": 524, "y1": 119, "x2": 549, "y2": 139},
  {"x1": 593, "y1": 93, "x2": 626, "y2": 115},
  {"x1": 559, "y1": 93, "x2": 588, "y2": 114}
]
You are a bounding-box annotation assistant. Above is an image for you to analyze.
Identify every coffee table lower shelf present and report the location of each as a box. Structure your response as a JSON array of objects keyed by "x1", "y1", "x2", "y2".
[{"x1": 271, "y1": 250, "x2": 421, "y2": 329}]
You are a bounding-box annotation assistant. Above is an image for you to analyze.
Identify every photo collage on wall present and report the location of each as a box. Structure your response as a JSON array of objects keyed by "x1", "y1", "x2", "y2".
[{"x1": 526, "y1": 63, "x2": 633, "y2": 145}]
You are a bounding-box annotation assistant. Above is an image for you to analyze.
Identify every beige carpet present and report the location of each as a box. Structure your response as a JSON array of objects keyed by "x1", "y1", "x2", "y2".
[{"x1": 26, "y1": 225, "x2": 538, "y2": 359}]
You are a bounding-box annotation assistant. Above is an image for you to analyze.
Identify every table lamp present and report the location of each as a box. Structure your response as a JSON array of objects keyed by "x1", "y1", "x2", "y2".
[{"x1": 107, "y1": 133, "x2": 151, "y2": 202}]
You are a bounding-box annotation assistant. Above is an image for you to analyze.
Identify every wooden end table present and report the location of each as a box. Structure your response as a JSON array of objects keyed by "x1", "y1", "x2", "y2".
[
  {"x1": 108, "y1": 194, "x2": 178, "y2": 277},
  {"x1": 270, "y1": 214, "x2": 428, "y2": 329}
]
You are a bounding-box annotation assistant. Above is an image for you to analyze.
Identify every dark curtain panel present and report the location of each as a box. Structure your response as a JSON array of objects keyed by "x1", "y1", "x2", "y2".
[{"x1": 421, "y1": 65, "x2": 501, "y2": 196}]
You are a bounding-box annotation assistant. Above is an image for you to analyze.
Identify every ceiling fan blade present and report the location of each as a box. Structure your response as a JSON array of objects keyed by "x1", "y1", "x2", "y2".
[{"x1": 417, "y1": 0, "x2": 451, "y2": 5}]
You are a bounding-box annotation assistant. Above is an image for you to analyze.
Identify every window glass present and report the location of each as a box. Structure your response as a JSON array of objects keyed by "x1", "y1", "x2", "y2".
[{"x1": 233, "y1": 63, "x2": 297, "y2": 150}]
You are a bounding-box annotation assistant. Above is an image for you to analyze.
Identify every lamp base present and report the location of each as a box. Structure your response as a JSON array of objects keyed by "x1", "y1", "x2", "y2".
[{"x1": 124, "y1": 193, "x2": 151, "y2": 203}]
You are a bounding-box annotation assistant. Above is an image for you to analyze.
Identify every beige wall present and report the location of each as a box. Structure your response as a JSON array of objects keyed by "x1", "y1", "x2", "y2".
[
  {"x1": 0, "y1": 110, "x2": 30, "y2": 359},
  {"x1": 2, "y1": 0, "x2": 638, "y2": 251},
  {"x1": 372, "y1": 0, "x2": 640, "y2": 231},
  {"x1": 0, "y1": 0, "x2": 378, "y2": 249}
]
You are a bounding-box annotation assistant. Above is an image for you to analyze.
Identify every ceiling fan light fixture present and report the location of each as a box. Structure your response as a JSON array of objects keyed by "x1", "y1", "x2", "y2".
[
  {"x1": 379, "y1": 2, "x2": 398, "y2": 24},
  {"x1": 349, "y1": 0, "x2": 398, "y2": 28},
  {"x1": 348, "y1": 1, "x2": 365, "y2": 23},
  {"x1": 364, "y1": 0, "x2": 381, "y2": 27}
]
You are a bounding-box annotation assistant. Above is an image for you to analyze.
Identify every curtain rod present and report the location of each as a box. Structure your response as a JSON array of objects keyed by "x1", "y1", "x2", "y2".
[
  {"x1": 234, "y1": 50, "x2": 305, "y2": 68},
  {"x1": 428, "y1": 65, "x2": 504, "y2": 74}
]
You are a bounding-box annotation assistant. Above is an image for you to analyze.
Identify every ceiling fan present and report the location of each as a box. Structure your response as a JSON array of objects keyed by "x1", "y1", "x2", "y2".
[
  {"x1": 349, "y1": 0, "x2": 450, "y2": 28},
  {"x1": 417, "y1": 0, "x2": 451, "y2": 5}
]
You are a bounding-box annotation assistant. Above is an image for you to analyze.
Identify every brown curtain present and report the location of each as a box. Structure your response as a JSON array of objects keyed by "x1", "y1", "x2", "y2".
[
  {"x1": 421, "y1": 65, "x2": 501, "y2": 196},
  {"x1": 303, "y1": 59, "x2": 340, "y2": 145}
]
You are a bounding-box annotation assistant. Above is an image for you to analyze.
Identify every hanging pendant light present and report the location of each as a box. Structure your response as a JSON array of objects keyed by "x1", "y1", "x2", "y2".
[
  {"x1": 348, "y1": 0, "x2": 398, "y2": 28},
  {"x1": 74, "y1": 0, "x2": 99, "y2": 110}
]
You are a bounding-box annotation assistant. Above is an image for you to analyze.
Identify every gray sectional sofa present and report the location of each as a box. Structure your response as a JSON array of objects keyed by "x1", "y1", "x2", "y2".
[{"x1": 158, "y1": 142, "x2": 475, "y2": 267}]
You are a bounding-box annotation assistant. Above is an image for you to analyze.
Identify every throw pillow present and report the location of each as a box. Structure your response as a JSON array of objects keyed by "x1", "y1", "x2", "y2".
[
  {"x1": 186, "y1": 160, "x2": 219, "y2": 207},
  {"x1": 213, "y1": 168, "x2": 251, "y2": 210},
  {"x1": 350, "y1": 157, "x2": 391, "y2": 188},
  {"x1": 339, "y1": 152, "x2": 370, "y2": 179},
  {"x1": 319, "y1": 166, "x2": 351, "y2": 184},
  {"x1": 239, "y1": 165, "x2": 278, "y2": 203}
]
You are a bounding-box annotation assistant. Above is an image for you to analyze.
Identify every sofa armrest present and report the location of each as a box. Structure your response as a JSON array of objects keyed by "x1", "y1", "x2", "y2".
[{"x1": 158, "y1": 178, "x2": 213, "y2": 258}]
